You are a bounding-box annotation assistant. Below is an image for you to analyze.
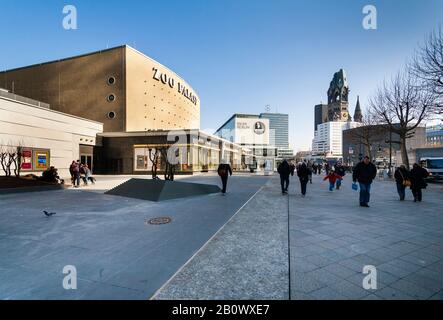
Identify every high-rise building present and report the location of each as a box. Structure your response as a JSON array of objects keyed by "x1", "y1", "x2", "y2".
[
  {"x1": 312, "y1": 69, "x2": 364, "y2": 160},
  {"x1": 259, "y1": 113, "x2": 294, "y2": 159},
  {"x1": 312, "y1": 121, "x2": 362, "y2": 158},
  {"x1": 259, "y1": 113, "x2": 288, "y2": 148},
  {"x1": 314, "y1": 104, "x2": 328, "y2": 131}
]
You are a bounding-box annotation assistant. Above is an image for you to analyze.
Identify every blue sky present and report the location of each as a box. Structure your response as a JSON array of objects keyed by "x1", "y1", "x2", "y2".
[{"x1": 0, "y1": 0, "x2": 442, "y2": 151}]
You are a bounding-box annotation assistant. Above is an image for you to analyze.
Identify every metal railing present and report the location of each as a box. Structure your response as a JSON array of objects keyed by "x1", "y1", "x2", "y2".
[{"x1": 0, "y1": 89, "x2": 50, "y2": 109}]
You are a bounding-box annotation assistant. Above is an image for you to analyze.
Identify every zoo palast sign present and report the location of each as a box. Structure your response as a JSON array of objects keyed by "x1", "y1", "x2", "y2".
[{"x1": 152, "y1": 68, "x2": 198, "y2": 106}]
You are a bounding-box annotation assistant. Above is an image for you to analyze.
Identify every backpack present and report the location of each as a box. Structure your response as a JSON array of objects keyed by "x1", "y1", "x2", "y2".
[{"x1": 219, "y1": 165, "x2": 228, "y2": 177}]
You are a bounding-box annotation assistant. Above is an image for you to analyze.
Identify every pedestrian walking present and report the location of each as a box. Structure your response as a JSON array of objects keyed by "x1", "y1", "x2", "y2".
[
  {"x1": 335, "y1": 162, "x2": 346, "y2": 190},
  {"x1": 323, "y1": 170, "x2": 343, "y2": 191},
  {"x1": 71, "y1": 161, "x2": 81, "y2": 188},
  {"x1": 394, "y1": 165, "x2": 410, "y2": 201},
  {"x1": 324, "y1": 162, "x2": 330, "y2": 174},
  {"x1": 307, "y1": 161, "x2": 313, "y2": 184},
  {"x1": 217, "y1": 159, "x2": 232, "y2": 194},
  {"x1": 297, "y1": 162, "x2": 310, "y2": 197},
  {"x1": 277, "y1": 159, "x2": 292, "y2": 194},
  {"x1": 352, "y1": 156, "x2": 377, "y2": 207},
  {"x1": 69, "y1": 161, "x2": 76, "y2": 185},
  {"x1": 83, "y1": 164, "x2": 96, "y2": 185},
  {"x1": 409, "y1": 163, "x2": 429, "y2": 202}
]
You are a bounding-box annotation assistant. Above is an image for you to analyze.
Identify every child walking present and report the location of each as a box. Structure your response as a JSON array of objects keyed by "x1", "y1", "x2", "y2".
[{"x1": 323, "y1": 170, "x2": 343, "y2": 191}]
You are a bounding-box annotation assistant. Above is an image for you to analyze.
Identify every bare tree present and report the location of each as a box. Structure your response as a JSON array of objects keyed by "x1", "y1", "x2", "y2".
[
  {"x1": 0, "y1": 144, "x2": 8, "y2": 176},
  {"x1": 347, "y1": 110, "x2": 388, "y2": 161},
  {"x1": 369, "y1": 70, "x2": 437, "y2": 168},
  {"x1": 412, "y1": 26, "x2": 443, "y2": 115},
  {"x1": 12, "y1": 145, "x2": 24, "y2": 177}
]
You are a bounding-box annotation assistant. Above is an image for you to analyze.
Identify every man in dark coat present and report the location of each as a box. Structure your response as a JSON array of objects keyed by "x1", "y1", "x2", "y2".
[
  {"x1": 297, "y1": 162, "x2": 310, "y2": 197},
  {"x1": 277, "y1": 160, "x2": 292, "y2": 194},
  {"x1": 352, "y1": 156, "x2": 377, "y2": 207},
  {"x1": 217, "y1": 160, "x2": 233, "y2": 194},
  {"x1": 335, "y1": 162, "x2": 346, "y2": 190},
  {"x1": 409, "y1": 163, "x2": 429, "y2": 202}
]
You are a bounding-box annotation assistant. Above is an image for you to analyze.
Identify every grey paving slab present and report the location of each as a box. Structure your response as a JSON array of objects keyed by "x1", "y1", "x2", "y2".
[
  {"x1": 288, "y1": 174, "x2": 443, "y2": 300},
  {"x1": 153, "y1": 179, "x2": 289, "y2": 300},
  {"x1": 0, "y1": 174, "x2": 269, "y2": 300},
  {"x1": 1, "y1": 172, "x2": 442, "y2": 300},
  {"x1": 389, "y1": 279, "x2": 435, "y2": 300}
]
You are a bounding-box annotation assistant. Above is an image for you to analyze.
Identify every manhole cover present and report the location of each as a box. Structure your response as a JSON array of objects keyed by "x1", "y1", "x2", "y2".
[{"x1": 146, "y1": 217, "x2": 172, "y2": 225}]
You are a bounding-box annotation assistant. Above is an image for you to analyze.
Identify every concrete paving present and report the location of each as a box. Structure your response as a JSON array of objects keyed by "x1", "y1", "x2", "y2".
[
  {"x1": 289, "y1": 174, "x2": 443, "y2": 300},
  {"x1": 0, "y1": 174, "x2": 269, "y2": 300},
  {"x1": 1, "y1": 172, "x2": 442, "y2": 300},
  {"x1": 153, "y1": 178, "x2": 289, "y2": 300},
  {"x1": 153, "y1": 174, "x2": 443, "y2": 300}
]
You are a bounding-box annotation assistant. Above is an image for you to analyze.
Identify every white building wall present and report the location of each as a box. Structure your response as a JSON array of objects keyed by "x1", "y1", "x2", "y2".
[
  {"x1": 312, "y1": 121, "x2": 361, "y2": 157},
  {"x1": 0, "y1": 96, "x2": 103, "y2": 177}
]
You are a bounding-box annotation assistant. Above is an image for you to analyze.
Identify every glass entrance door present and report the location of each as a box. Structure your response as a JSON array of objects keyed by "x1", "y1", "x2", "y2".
[{"x1": 80, "y1": 154, "x2": 93, "y2": 173}]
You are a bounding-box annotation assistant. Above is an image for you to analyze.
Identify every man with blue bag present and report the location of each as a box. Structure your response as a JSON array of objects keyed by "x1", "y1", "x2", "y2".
[{"x1": 352, "y1": 156, "x2": 377, "y2": 207}]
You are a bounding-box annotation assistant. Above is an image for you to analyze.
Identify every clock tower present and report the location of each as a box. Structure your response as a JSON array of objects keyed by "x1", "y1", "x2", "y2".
[{"x1": 327, "y1": 69, "x2": 350, "y2": 122}]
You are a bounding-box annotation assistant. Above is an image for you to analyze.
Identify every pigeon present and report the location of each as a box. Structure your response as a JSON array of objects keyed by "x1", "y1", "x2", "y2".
[{"x1": 43, "y1": 211, "x2": 56, "y2": 217}]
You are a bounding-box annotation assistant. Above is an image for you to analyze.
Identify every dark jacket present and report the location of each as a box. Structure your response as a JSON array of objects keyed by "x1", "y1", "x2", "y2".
[
  {"x1": 409, "y1": 166, "x2": 428, "y2": 189},
  {"x1": 277, "y1": 161, "x2": 291, "y2": 178},
  {"x1": 394, "y1": 167, "x2": 409, "y2": 184},
  {"x1": 297, "y1": 163, "x2": 310, "y2": 181},
  {"x1": 217, "y1": 163, "x2": 232, "y2": 177},
  {"x1": 335, "y1": 166, "x2": 346, "y2": 177},
  {"x1": 352, "y1": 161, "x2": 377, "y2": 184}
]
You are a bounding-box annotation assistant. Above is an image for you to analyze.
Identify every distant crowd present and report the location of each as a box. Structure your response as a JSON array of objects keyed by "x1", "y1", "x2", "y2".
[{"x1": 274, "y1": 157, "x2": 430, "y2": 207}]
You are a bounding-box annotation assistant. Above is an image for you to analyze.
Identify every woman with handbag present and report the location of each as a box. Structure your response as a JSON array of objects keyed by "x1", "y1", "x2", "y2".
[
  {"x1": 409, "y1": 163, "x2": 429, "y2": 202},
  {"x1": 394, "y1": 165, "x2": 410, "y2": 201}
]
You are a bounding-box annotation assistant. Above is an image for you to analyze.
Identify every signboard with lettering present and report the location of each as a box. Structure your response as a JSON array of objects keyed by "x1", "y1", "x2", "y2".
[
  {"x1": 152, "y1": 67, "x2": 198, "y2": 106},
  {"x1": 234, "y1": 118, "x2": 269, "y2": 145},
  {"x1": 21, "y1": 148, "x2": 32, "y2": 170}
]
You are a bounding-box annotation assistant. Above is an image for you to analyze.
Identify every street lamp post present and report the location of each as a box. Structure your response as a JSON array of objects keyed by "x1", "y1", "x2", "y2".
[
  {"x1": 384, "y1": 127, "x2": 393, "y2": 179},
  {"x1": 388, "y1": 128, "x2": 392, "y2": 178}
]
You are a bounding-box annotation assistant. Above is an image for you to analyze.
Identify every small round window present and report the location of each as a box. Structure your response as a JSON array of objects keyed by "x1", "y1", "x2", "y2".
[
  {"x1": 107, "y1": 111, "x2": 116, "y2": 119},
  {"x1": 108, "y1": 77, "x2": 116, "y2": 85},
  {"x1": 107, "y1": 94, "x2": 116, "y2": 102}
]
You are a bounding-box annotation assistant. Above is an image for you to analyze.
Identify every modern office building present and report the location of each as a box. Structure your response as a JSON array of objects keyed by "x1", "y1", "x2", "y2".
[
  {"x1": 259, "y1": 113, "x2": 293, "y2": 159},
  {"x1": 314, "y1": 104, "x2": 328, "y2": 131},
  {"x1": 0, "y1": 89, "x2": 103, "y2": 177},
  {"x1": 0, "y1": 45, "x2": 249, "y2": 175},
  {"x1": 215, "y1": 114, "x2": 276, "y2": 171},
  {"x1": 312, "y1": 121, "x2": 361, "y2": 160},
  {"x1": 426, "y1": 124, "x2": 443, "y2": 147}
]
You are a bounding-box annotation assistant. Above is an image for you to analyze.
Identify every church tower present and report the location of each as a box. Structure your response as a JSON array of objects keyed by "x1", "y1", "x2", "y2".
[
  {"x1": 353, "y1": 95, "x2": 363, "y2": 123},
  {"x1": 327, "y1": 69, "x2": 350, "y2": 122}
]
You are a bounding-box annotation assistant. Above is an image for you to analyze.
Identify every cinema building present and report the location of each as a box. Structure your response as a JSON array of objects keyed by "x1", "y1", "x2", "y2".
[{"x1": 0, "y1": 45, "x2": 247, "y2": 175}]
